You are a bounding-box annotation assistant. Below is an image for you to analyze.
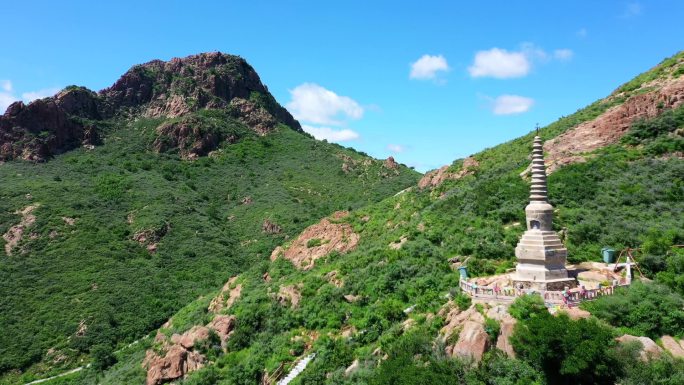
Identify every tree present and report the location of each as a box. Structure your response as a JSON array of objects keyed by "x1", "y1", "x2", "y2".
[{"x1": 510, "y1": 313, "x2": 620, "y2": 385}]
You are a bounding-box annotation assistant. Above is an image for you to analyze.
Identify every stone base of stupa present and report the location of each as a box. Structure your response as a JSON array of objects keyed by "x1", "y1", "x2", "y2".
[{"x1": 511, "y1": 275, "x2": 577, "y2": 291}]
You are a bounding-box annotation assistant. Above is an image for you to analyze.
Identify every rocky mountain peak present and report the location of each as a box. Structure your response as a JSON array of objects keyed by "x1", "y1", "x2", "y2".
[{"x1": 0, "y1": 52, "x2": 301, "y2": 161}]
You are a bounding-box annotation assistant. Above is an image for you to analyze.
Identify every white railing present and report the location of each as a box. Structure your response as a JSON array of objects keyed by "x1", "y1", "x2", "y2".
[{"x1": 459, "y1": 278, "x2": 630, "y2": 306}]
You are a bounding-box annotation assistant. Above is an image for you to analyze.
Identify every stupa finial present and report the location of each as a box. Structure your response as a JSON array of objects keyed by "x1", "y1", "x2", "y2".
[{"x1": 529, "y1": 135, "x2": 548, "y2": 202}]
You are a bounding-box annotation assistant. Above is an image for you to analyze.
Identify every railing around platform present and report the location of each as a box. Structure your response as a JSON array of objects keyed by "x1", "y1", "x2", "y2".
[{"x1": 459, "y1": 278, "x2": 629, "y2": 306}]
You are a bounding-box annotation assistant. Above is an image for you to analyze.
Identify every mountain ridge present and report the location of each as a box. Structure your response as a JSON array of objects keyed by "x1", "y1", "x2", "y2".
[{"x1": 0, "y1": 52, "x2": 301, "y2": 162}]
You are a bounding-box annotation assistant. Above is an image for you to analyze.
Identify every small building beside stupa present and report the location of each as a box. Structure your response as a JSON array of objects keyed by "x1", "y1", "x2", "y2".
[{"x1": 511, "y1": 136, "x2": 577, "y2": 291}]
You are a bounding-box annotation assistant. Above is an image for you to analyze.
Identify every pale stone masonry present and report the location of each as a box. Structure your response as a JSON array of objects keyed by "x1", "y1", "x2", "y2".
[{"x1": 512, "y1": 136, "x2": 576, "y2": 290}]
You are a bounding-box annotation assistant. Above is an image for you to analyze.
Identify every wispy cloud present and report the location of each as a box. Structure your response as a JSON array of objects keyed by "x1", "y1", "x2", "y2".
[
  {"x1": 22, "y1": 87, "x2": 61, "y2": 102},
  {"x1": 621, "y1": 2, "x2": 642, "y2": 18},
  {"x1": 553, "y1": 49, "x2": 574, "y2": 61},
  {"x1": 468, "y1": 44, "x2": 574, "y2": 79},
  {"x1": 0, "y1": 81, "x2": 62, "y2": 112},
  {"x1": 410, "y1": 54, "x2": 449, "y2": 81},
  {"x1": 386, "y1": 144, "x2": 405, "y2": 153},
  {"x1": 489, "y1": 94, "x2": 535, "y2": 115},
  {"x1": 302, "y1": 125, "x2": 359, "y2": 142},
  {"x1": 1, "y1": 80, "x2": 12, "y2": 92},
  {"x1": 576, "y1": 28, "x2": 588, "y2": 38}
]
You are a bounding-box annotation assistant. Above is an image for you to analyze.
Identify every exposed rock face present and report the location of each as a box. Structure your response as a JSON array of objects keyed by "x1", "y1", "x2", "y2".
[
  {"x1": 152, "y1": 116, "x2": 237, "y2": 160},
  {"x1": 418, "y1": 157, "x2": 479, "y2": 189},
  {"x1": 383, "y1": 156, "x2": 398, "y2": 169},
  {"x1": 496, "y1": 315, "x2": 517, "y2": 358},
  {"x1": 277, "y1": 284, "x2": 302, "y2": 308},
  {"x1": 324, "y1": 270, "x2": 344, "y2": 288},
  {"x1": 229, "y1": 98, "x2": 278, "y2": 135},
  {"x1": 206, "y1": 315, "x2": 236, "y2": 347},
  {"x1": 616, "y1": 334, "x2": 663, "y2": 361},
  {"x1": 0, "y1": 52, "x2": 301, "y2": 161},
  {"x1": 3, "y1": 205, "x2": 39, "y2": 256},
  {"x1": 661, "y1": 336, "x2": 684, "y2": 358},
  {"x1": 132, "y1": 223, "x2": 169, "y2": 254},
  {"x1": 208, "y1": 276, "x2": 242, "y2": 313},
  {"x1": 441, "y1": 306, "x2": 489, "y2": 362},
  {"x1": 101, "y1": 52, "x2": 300, "y2": 130},
  {"x1": 145, "y1": 345, "x2": 205, "y2": 385},
  {"x1": 144, "y1": 314, "x2": 236, "y2": 385},
  {"x1": 270, "y1": 211, "x2": 359, "y2": 270},
  {"x1": 545, "y1": 77, "x2": 684, "y2": 173},
  {"x1": 0, "y1": 90, "x2": 100, "y2": 161},
  {"x1": 262, "y1": 219, "x2": 282, "y2": 234}
]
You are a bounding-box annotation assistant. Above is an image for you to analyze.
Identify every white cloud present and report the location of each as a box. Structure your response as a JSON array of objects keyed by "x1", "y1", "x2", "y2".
[
  {"x1": 554, "y1": 49, "x2": 574, "y2": 61},
  {"x1": 410, "y1": 54, "x2": 449, "y2": 80},
  {"x1": 21, "y1": 87, "x2": 61, "y2": 102},
  {"x1": 0, "y1": 93, "x2": 18, "y2": 112},
  {"x1": 469, "y1": 44, "x2": 575, "y2": 78},
  {"x1": 387, "y1": 144, "x2": 405, "y2": 153},
  {"x1": 302, "y1": 125, "x2": 359, "y2": 142},
  {"x1": 0, "y1": 82, "x2": 62, "y2": 112},
  {"x1": 622, "y1": 2, "x2": 642, "y2": 18},
  {"x1": 468, "y1": 48, "x2": 530, "y2": 78},
  {"x1": 286, "y1": 83, "x2": 363, "y2": 126},
  {"x1": 1, "y1": 80, "x2": 12, "y2": 92},
  {"x1": 576, "y1": 28, "x2": 588, "y2": 38},
  {"x1": 492, "y1": 95, "x2": 534, "y2": 115}
]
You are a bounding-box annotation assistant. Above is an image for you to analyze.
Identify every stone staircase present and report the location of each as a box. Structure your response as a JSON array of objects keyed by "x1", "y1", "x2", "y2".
[{"x1": 276, "y1": 353, "x2": 316, "y2": 385}]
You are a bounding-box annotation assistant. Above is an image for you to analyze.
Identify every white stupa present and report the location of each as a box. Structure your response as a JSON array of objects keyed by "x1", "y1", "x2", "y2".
[{"x1": 512, "y1": 136, "x2": 576, "y2": 290}]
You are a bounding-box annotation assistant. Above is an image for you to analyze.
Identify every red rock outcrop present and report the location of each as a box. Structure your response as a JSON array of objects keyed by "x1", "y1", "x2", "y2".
[
  {"x1": 270, "y1": 211, "x2": 359, "y2": 270},
  {"x1": 383, "y1": 156, "x2": 399, "y2": 169},
  {"x1": 145, "y1": 345, "x2": 205, "y2": 385},
  {"x1": 0, "y1": 89, "x2": 100, "y2": 161},
  {"x1": 545, "y1": 77, "x2": 684, "y2": 173},
  {"x1": 418, "y1": 157, "x2": 479, "y2": 189},
  {"x1": 1, "y1": 52, "x2": 301, "y2": 161},
  {"x1": 144, "y1": 314, "x2": 236, "y2": 385}
]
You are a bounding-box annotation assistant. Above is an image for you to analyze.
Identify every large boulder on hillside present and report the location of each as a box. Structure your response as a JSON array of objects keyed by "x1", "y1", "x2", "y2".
[
  {"x1": 442, "y1": 306, "x2": 489, "y2": 362},
  {"x1": 616, "y1": 334, "x2": 663, "y2": 361},
  {"x1": 145, "y1": 344, "x2": 205, "y2": 385},
  {"x1": 496, "y1": 315, "x2": 517, "y2": 358},
  {"x1": 661, "y1": 336, "x2": 684, "y2": 358}
]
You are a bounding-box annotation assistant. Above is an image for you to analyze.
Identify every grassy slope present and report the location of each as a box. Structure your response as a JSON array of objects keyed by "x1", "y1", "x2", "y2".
[
  {"x1": 0, "y1": 111, "x2": 419, "y2": 383},
  {"x1": 121, "y1": 54, "x2": 684, "y2": 385}
]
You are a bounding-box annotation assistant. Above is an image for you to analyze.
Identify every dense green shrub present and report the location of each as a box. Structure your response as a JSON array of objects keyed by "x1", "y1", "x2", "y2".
[{"x1": 580, "y1": 282, "x2": 684, "y2": 339}]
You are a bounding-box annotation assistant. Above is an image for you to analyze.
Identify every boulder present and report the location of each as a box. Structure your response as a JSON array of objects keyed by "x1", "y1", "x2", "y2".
[
  {"x1": 207, "y1": 314, "x2": 236, "y2": 346},
  {"x1": 661, "y1": 336, "x2": 684, "y2": 358},
  {"x1": 616, "y1": 334, "x2": 663, "y2": 361},
  {"x1": 450, "y1": 319, "x2": 489, "y2": 362},
  {"x1": 442, "y1": 306, "x2": 489, "y2": 362},
  {"x1": 145, "y1": 345, "x2": 205, "y2": 385},
  {"x1": 496, "y1": 315, "x2": 517, "y2": 358}
]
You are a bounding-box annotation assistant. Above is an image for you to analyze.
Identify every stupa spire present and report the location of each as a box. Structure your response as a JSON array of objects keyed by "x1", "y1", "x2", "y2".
[{"x1": 529, "y1": 136, "x2": 548, "y2": 202}]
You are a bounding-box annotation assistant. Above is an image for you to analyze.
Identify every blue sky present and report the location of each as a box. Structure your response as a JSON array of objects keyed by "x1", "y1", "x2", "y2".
[{"x1": 1, "y1": 1, "x2": 682, "y2": 172}]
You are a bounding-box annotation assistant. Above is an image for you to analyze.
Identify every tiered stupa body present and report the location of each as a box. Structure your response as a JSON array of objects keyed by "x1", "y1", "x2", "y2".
[{"x1": 513, "y1": 136, "x2": 576, "y2": 290}]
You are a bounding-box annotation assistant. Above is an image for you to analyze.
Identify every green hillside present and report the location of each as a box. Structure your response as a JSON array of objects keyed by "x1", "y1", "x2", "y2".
[
  {"x1": 2, "y1": 51, "x2": 684, "y2": 385},
  {"x1": 0, "y1": 58, "x2": 419, "y2": 384},
  {"x1": 84, "y1": 53, "x2": 684, "y2": 385}
]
